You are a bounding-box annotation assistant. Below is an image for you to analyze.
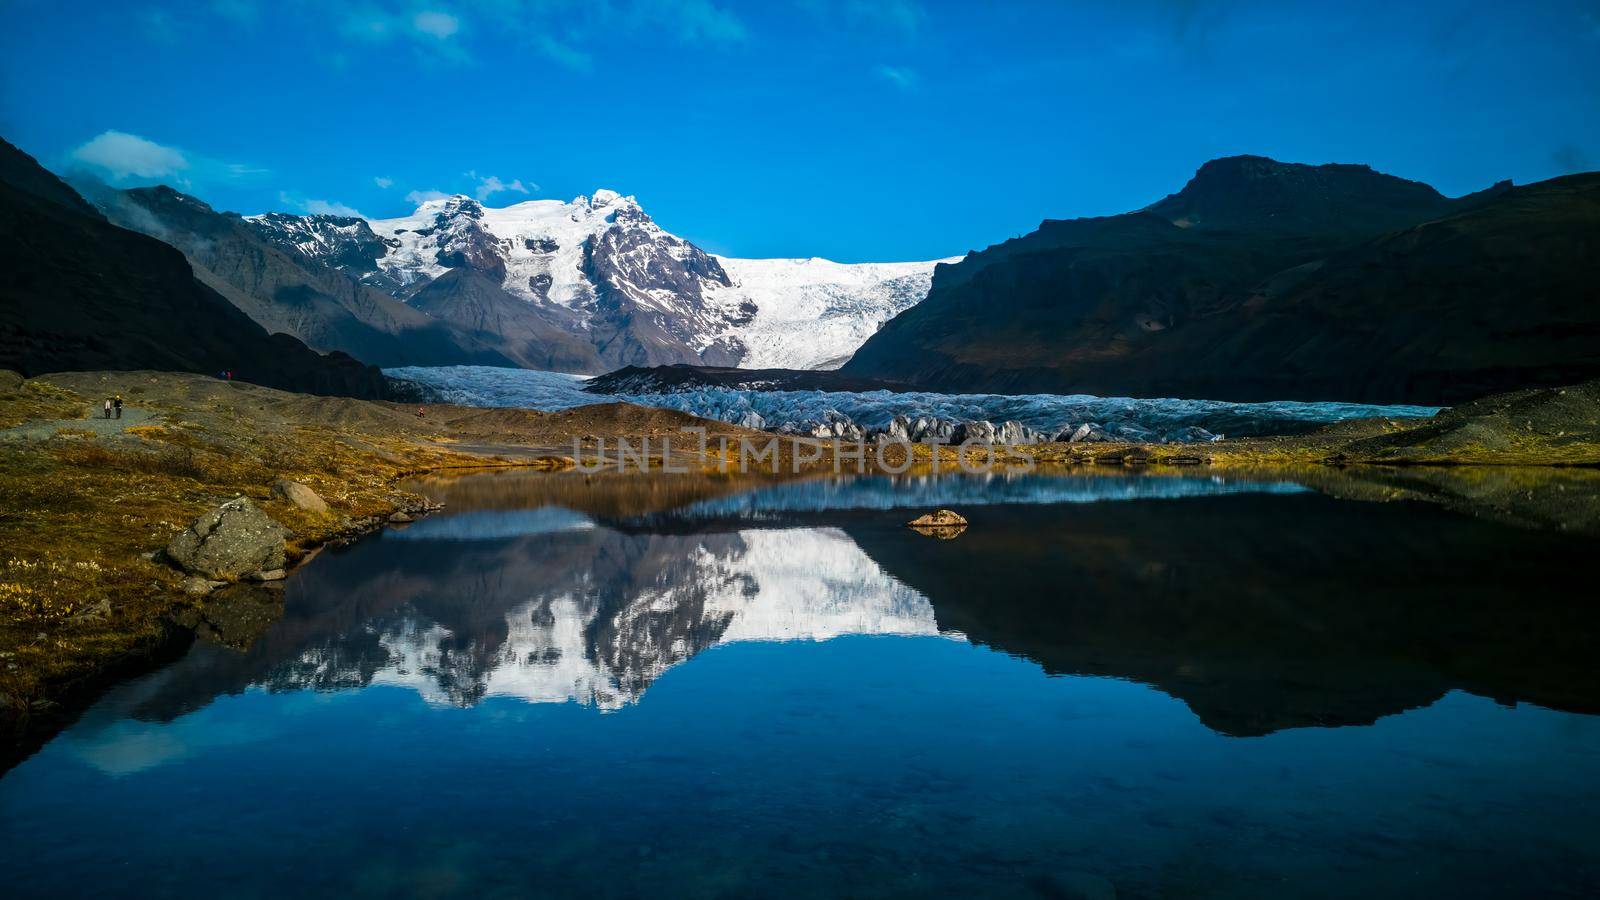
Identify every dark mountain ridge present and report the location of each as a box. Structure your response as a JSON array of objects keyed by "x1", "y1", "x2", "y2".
[
  {"x1": 0, "y1": 138, "x2": 386, "y2": 397},
  {"x1": 844, "y1": 155, "x2": 1593, "y2": 405}
]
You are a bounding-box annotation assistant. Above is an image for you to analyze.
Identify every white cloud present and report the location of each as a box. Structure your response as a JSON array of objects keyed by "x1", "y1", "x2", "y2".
[
  {"x1": 474, "y1": 175, "x2": 534, "y2": 202},
  {"x1": 412, "y1": 10, "x2": 460, "y2": 39},
  {"x1": 374, "y1": 176, "x2": 395, "y2": 189},
  {"x1": 279, "y1": 191, "x2": 363, "y2": 218},
  {"x1": 70, "y1": 131, "x2": 190, "y2": 181},
  {"x1": 405, "y1": 189, "x2": 452, "y2": 204},
  {"x1": 873, "y1": 63, "x2": 919, "y2": 90}
]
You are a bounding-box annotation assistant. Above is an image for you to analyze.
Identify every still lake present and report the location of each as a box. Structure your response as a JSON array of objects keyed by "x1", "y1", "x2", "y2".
[{"x1": 3, "y1": 470, "x2": 1598, "y2": 898}]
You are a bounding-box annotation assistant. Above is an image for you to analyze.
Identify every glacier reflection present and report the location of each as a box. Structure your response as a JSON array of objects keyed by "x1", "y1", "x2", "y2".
[
  {"x1": 84, "y1": 522, "x2": 944, "y2": 731},
  {"x1": 367, "y1": 528, "x2": 941, "y2": 709},
  {"x1": 668, "y1": 472, "x2": 1307, "y2": 518}
]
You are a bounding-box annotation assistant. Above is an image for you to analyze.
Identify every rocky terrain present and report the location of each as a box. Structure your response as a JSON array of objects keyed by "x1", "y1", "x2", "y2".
[
  {"x1": 247, "y1": 191, "x2": 948, "y2": 371},
  {"x1": 73, "y1": 182, "x2": 515, "y2": 368},
  {"x1": 0, "y1": 138, "x2": 386, "y2": 398},
  {"x1": 844, "y1": 155, "x2": 1600, "y2": 405}
]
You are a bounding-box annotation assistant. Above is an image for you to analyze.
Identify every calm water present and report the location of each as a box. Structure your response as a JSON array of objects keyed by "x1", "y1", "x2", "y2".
[{"x1": 3, "y1": 470, "x2": 1599, "y2": 898}]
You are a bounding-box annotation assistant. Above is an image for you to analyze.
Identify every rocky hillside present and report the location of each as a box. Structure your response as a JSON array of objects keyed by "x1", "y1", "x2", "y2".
[
  {"x1": 248, "y1": 192, "x2": 948, "y2": 372},
  {"x1": 74, "y1": 183, "x2": 514, "y2": 369},
  {"x1": 0, "y1": 138, "x2": 386, "y2": 398},
  {"x1": 843, "y1": 156, "x2": 1598, "y2": 405}
]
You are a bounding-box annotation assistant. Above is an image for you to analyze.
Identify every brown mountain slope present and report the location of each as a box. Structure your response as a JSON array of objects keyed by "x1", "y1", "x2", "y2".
[
  {"x1": 0, "y1": 138, "x2": 385, "y2": 397},
  {"x1": 85, "y1": 184, "x2": 515, "y2": 369}
]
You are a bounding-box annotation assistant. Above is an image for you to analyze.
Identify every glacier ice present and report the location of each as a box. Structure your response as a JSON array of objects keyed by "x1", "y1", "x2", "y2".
[{"x1": 386, "y1": 365, "x2": 1442, "y2": 441}]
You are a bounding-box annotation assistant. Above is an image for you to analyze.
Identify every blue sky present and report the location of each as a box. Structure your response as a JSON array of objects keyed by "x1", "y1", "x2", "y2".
[{"x1": 2, "y1": 0, "x2": 1597, "y2": 261}]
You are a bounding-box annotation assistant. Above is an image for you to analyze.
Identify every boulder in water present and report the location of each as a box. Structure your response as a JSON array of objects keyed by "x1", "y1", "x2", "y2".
[
  {"x1": 907, "y1": 509, "x2": 969, "y2": 539},
  {"x1": 166, "y1": 497, "x2": 289, "y2": 581}
]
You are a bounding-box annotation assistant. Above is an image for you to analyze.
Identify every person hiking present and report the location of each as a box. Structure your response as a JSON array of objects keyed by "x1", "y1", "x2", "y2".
[
  {"x1": 102, "y1": 398, "x2": 112, "y2": 420},
  {"x1": 113, "y1": 394, "x2": 123, "y2": 420}
]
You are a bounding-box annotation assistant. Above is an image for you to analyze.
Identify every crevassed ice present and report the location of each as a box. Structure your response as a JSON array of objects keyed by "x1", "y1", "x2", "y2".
[{"x1": 385, "y1": 365, "x2": 1441, "y2": 439}]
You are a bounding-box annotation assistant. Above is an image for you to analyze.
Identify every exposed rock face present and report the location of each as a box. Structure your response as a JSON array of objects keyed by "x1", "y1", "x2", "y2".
[
  {"x1": 83, "y1": 184, "x2": 511, "y2": 369},
  {"x1": 0, "y1": 138, "x2": 388, "y2": 399},
  {"x1": 843, "y1": 156, "x2": 1600, "y2": 405},
  {"x1": 272, "y1": 479, "x2": 328, "y2": 514},
  {"x1": 405, "y1": 270, "x2": 602, "y2": 372},
  {"x1": 165, "y1": 497, "x2": 289, "y2": 581},
  {"x1": 245, "y1": 212, "x2": 402, "y2": 293}
]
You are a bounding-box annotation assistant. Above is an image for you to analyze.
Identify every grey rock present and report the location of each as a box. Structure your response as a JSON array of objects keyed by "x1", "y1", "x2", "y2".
[
  {"x1": 995, "y1": 420, "x2": 1045, "y2": 444},
  {"x1": 388, "y1": 511, "x2": 414, "y2": 524},
  {"x1": 953, "y1": 420, "x2": 998, "y2": 444},
  {"x1": 1064, "y1": 423, "x2": 1116, "y2": 443},
  {"x1": 248, "y1": 568, "x2": 287, "y2": 582},
  {"x1": 181, "y1": 575, "x2": 221, "y2": 596},
  {"x1": 884, "y1": 414, "x2": 912, "y2": 442},
  {"x1": 272, "y1": 479, "x2": 329, "y2": 514},
  {"x1": 165, "y1": 497, "x2": 289, "y2": 581},
  {"x1": 736, "y1": 410, "x2": 766, "y2": 430}
]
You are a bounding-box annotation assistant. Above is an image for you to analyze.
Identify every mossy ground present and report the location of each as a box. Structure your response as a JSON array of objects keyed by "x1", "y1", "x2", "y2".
[{"x1": 0, "y1": 384, "x2": 483, "y2": 730}]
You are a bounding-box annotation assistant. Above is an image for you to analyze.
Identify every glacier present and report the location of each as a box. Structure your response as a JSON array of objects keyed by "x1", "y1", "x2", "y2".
[{"x1": 387, "y1": 364, "x2": 1441, "y2": 441}]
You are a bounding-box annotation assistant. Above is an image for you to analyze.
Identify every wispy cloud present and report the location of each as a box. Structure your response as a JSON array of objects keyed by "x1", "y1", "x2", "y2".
[
  {"x1": 279, "y1": 191, "x2": 363, "y2": 217},
  {"x1": 338, "y1": 4, "x2": 471, "y2": 62},
  {"x1": 70, "y1": 131, "x2": 189, "y2": 181},
  {"x1": 405, "y1": 188, "x2": 452, "y2": 204},
  {"x1": 68, "y1": 130, "x2": 268, "y2": 192},
  {"x1": 411, "y1": 10, "x2": 460, "y2": 40},
  {"x1": 804, "y1": 0, "x2": 927, "y2": 37},
  {"x1": 873, "y1": 63, "x2": 919, "y2": 91},
  {"x1": 474, "y1": 174, "x2": 534, "y2": 201},
  {"x1": 533, "y1": 34, "x2": 594, "y2": 71},
  {"x1": 373, "y1": 176, "x2": 395, "y2": 189},
  {"x1": 140, "y1": 8, "x2": 183, "y2": 43},
  {"x1": 210, "y1": 0, "x2": 258, "y2": 26},
  {"x1": 483, "y1": 0, "x2": 748, "y2": 71}
]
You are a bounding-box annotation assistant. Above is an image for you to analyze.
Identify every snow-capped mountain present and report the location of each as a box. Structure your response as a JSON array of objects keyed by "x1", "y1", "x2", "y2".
[
  {"x1": 709, "y1": 256, "x2": 954, "y2": 369},
  {"x1": 246, "y1": 191, "x2": 950, "y2": 371}
]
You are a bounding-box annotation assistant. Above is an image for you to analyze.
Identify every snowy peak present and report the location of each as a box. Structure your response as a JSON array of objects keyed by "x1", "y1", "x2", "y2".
[
  {"x1": 248, "y1": 189, "x2": 949, "y2": 371},
  {"x1": 244, "y1": 211, "x2": 402, "y2": 291}
]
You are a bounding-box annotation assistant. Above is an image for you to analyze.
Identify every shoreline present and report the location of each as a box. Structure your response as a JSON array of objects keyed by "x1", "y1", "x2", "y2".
[{"x1": 3, "y1": 369, "x2": 1598, "y2": 765}]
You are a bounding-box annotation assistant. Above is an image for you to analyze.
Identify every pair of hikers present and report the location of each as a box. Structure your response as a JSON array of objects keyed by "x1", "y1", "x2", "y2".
[{"x1": 101, "y1": 395, "x2": 122, "y2": 420}]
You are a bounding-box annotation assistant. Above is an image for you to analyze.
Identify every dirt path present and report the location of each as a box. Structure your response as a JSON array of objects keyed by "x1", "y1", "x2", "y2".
[{"x1": 0, "y1": 405, "x2": 157, "y2": 442}]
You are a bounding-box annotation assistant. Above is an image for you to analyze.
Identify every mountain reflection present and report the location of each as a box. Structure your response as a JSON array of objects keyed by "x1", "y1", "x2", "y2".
[
  {"x1": 81, "y1": 471, "x2": 1600, "y2": 741},
  {"x1": 111, "y1": 522, "x2": 939, "y2": 723}
]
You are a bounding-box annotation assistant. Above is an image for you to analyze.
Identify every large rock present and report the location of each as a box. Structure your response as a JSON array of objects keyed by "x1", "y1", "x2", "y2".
[
  {"x1": 166, "y1": 497, "x2": 289, "y2": 581},
  {"x1": 908, "y1": 509, "x2": 968, "y2": 528},
  {"x1": 906, "y1": 508, "x2": 969, "y2": 540},
  {"x1": 272, "y1": 479, "x2": 329, "y2": 514},
  {"x1": 953, "y1": 420, "x2": 999, "y2": 444}
]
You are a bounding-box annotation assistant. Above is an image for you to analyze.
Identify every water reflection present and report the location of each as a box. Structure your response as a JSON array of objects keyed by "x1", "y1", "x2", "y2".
[
  {"x1": 59, "y1": 470, "x2": 1600, "y2": 750},
  {"x1": 8, "y1": 470, "x2": 1600, "y2": 898}
]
